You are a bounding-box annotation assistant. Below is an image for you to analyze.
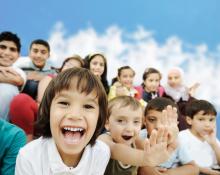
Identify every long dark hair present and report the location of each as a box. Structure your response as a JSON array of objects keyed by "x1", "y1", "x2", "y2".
[{"x1": 84, "y1": 53, "x2": 109, "y2": 94}]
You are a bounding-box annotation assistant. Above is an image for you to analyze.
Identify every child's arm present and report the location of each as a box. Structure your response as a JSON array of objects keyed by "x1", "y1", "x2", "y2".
[
  {"x1": 37, "y1": 75, "x2": 52, "y2": 104},
  {"x1": 164, "y1": 162, "x2": 199, "y2": 175},
  {"x1": 27, "y1": 71, "x2": 45, "y2": 81},
  {"x1": 0, "y1": 67, "x2": 24, "y2": 86},
  {"x1": 99, "y1": 128, "x2": 173, "y2": 167},
  {"x1": 199, "y1": 167, "x2": 220, "y2": 175},
  {"x1": 138, "y1": 162, "x2": 199, "y2": 175}
]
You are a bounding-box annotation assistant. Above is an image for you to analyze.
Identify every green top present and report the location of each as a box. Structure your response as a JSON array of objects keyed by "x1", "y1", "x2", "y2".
[
  {"x1": 0, "y1": 120, "x2": 26, "y2": 175},
  {"x1": 104, "y1": 158, "x2": 138, "y2": 175}
]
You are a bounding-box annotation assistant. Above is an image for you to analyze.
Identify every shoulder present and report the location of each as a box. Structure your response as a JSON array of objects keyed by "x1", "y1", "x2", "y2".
[
  {"x1": 0, "y1": 120, "x2": 26, "y2": 140},
  {"x1": 0, "y1": 120, "x2": 26, "y2": 149},
  {"x1": 18, "y1": 137, "x2": 49, "y2": 159},
  {"x1": 14, "y1": 57, "x2": 32, "y2": 68},
  {"x1": 93, "y1": 140, "x2": 111, "y2": 155}
]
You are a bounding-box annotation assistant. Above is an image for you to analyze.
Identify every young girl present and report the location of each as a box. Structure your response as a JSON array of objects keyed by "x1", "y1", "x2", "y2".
[
  {"x1": 108, "y1": 66, "x2": 140, "y2": 101},
  {"x1": 84, "y1": 53, "x2": 109, "y2": 94},
  {"x1": 135, "y1": 67, "x2": 164, "y2": 103},
  {"x1": 15, "y1": 67, "x2": 110, "y2": 174},
  {"x1": 9, "y1": 55, "x2": 84, "y2": 142},
  {"x1": 164, "y1": 67, "x2": 199, "y2": 103}
]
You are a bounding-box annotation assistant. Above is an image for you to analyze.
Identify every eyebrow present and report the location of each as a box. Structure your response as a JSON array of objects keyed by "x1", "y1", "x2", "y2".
[{"x1": 54, "y1": 92, "x2": 98, "y2": 105}]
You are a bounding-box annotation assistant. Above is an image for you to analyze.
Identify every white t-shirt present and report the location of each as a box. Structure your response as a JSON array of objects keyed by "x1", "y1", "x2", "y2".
[
  {"x1": 178, "y1": 129, "x2": 220, "y2": 168},
  {"x1": 15, "y1": 137, "x2": 110, "y2": 175}
]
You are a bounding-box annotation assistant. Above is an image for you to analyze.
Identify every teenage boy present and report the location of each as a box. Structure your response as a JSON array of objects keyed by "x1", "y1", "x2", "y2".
[
  {"x1": 15, "y1": 39, "x2": 54, "y2": 99},
  {"x1": 0, "y1": 31, "x2": 26, "y2": 120}
]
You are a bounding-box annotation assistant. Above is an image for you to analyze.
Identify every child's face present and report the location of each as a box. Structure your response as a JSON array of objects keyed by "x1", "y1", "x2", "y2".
[
  {"x1": 106, "y1": 105, "x2": 142, "y2": 146},
  {"x1": 144, "y1": 109, "x2": 163, "y2": 135},
  {"x1": 89, "y1": 55, "x2": 105, "y2": 77},
  {"x1": 186, "y1": 111, "x2": 216, "y2": 140},
  {"x1": 62, "y1": 59, "x2": 82, "y2": 72},
  {"x1": 50, "y1": 87, "x2": 99, "y2": 165},
  {"x1": 0, "y1": 40, "x2": 19, "y2": 67},
  {"x1": 118, "y1": 69, "x2": 134, "y2": 89},
  {"x1": 144, "y1": 73, "x2": 160, "y2": 92},
  {"x1": 29, "y1": 44, "x2": 49, "y2": 69},
  {"x1": 167, "y1": 71, "x2": 182, "y2": 88}
]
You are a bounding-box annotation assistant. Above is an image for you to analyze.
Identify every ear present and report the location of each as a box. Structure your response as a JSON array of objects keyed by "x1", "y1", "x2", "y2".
[
  {"x1": 186, "y1": 116, "x2": 193, "y2": 126},
  {"x1": 104, "y1": 119, "x2": 110, "y2": 131}
]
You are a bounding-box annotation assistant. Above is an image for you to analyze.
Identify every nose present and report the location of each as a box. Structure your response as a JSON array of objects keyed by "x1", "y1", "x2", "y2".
[
  {"x1": 65, "y1": 106, "x2": 82, "y2": 121},
  {"x1": 124, "y1": 121, "x2": 134, "y2": 132}
]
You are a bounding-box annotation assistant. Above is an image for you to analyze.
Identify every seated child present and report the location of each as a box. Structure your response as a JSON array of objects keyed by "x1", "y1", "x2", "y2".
[
  {"x1": 0, "y1": 119, "x2": 26, "y2": 175},
  {"x1": 15, "y1": 67, "x2": 110, "y2": 174},
  {"x1": 0, "y1": 31, "x2": 26, "y2": 120},
  {"x1": 138, "y1": 97, "x2": 199, "y2": 175},
  {"x1": 108, "y1": 66, "x2": 146, "y2": 106},
  {"x1": 15, "y1": 39, "x2": 54, "y2": 99},
  {"x1": 179, "y1": 99, "x2": 220, "y2": 175},
  {"x1": 84, "y1": 53, "x2": 109, "y2": 94},
  {"x1": 99, "y1": 96, "x2": 178, "y2": 175},
  {"x1": 135, "y1": 67, "x2": 164, "y2": 103},
  {"x1": 164, "y1": 67, "x2": 199, "y2": 103}
]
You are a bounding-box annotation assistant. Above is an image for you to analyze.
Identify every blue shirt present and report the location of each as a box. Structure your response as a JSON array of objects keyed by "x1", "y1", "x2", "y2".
[{"x1": 0, "y1": 120, "x2": 26, "y2": 175}]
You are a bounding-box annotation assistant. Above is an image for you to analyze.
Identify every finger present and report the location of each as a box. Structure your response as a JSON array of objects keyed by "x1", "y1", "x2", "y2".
[
  {"x1": 156, "y1": 126, "x2": 165, "y2": 143},
  {"x1": 166, "y1": 105, "x2": 173, "y2": 125},
  {"x1": 149, "y1": 129, "x2": 157, "y2": 146},
  {"x1": 171, "y1": 107, "x2": 178, "y2": 123},
  {"x1": 161, "y1": 109, "x2": 168, "y2": 126},
  {"x1": 144, "y1": 138, "x2": 150, "y2": 152}
]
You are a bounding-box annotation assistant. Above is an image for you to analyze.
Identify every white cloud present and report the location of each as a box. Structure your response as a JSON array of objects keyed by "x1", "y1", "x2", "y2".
[{"x1": 47, "y1": 22, "x2": 220, "y2": 110}]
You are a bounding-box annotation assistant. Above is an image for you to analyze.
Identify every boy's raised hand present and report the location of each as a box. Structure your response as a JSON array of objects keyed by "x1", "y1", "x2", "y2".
[
  {"x1": 161, "y1": 105, "x2": 179, "y2": 144},
  {"x1": 142, "y1": 126, "x2": 177, "y2": 167}
]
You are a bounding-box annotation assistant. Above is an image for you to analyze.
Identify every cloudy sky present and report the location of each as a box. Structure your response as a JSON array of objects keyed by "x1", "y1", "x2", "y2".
[{"x1": 1, "y1": 0, "x2": 220, "y2": 111}]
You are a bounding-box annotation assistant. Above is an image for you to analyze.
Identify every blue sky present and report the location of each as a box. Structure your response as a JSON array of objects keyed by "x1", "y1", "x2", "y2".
[
  {"x1": 1, "y1": 0, "x2": 220, "y2": 55},
  {"x1": 2, "y1": 0, "x2": 220, "y2": 136}
]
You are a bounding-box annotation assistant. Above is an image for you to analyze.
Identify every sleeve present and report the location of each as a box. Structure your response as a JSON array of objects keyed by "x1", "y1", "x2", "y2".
[
  {"x1": 108, "y1": 85, "x2": 117, "y2": 101},
  {"x1": 178, "y1": 144, "x2": 194, "y2": 165},
  {"x1": 94, "y1": 141, "x2": 111, "y2": 175},
  {"x1": 1, "y1": 129, "x2": 26, "y2": 175}
]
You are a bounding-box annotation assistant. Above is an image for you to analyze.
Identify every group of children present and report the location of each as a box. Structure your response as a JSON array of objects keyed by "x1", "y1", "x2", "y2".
[{"x1": 0, "y1": 31, "x2": 220, "y2": 175}]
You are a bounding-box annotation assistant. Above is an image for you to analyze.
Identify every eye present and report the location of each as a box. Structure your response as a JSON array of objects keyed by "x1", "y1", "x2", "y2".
[
  {"x1": 10, "y1": 47, "x2": 17, "y2": 52},
  {"x1": 58, "y1": 101, "x2": 69, "y2": 106},
  {"x1": 117, "y1": 119, "x2": 126, "y2": 124},
  {"x1": 0, "y1": 45, "x2": 7, "y2": 50},
  {"x1": 134, "y1": 120, "x2": 141, "y2": 125},
  {"x1": 210, "y1": 118, "x2": 215, "y2": 122},
  {"x1": 84, "y1": 104, "x2": 95, "y2": 109},
  {"x1": 148, "y1": 118, "x2": 156, "y2": 123},
  {"x1": 198, "y1": 118, "x2": 204, "y2": 121}
]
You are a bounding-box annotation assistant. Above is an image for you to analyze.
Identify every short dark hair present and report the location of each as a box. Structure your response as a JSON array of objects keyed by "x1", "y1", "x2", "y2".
[
  {"x1": 185, "y1": 99, "x2": 217, "y2": 119},
  {"x1": 144, "y1": 97, "x2": 178, "y2": 116},
  {"x1": 0, "y1": 31, "x2": 21, "y2": 52},
  {"x1": 84, "y1": 53, "x2": 109, "y2": 93},
  {"x1": 35, "y1": 67, "x2": 108, "y2": 146},
  {"x1": 30, "y1": 39, "x2": 50, "y2": 52}
]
